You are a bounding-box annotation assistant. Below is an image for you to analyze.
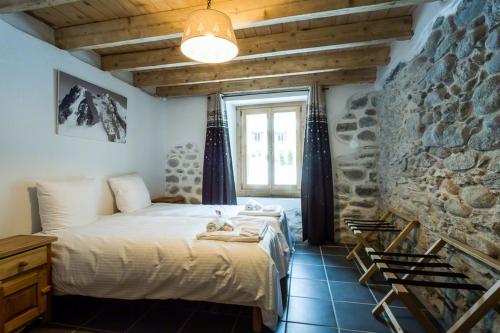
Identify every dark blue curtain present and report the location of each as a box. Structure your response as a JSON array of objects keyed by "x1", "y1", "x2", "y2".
[
  {"x1": 301, "y1": 83, "x2": 334, "y2": 245},
  {"x1": 202, "y1": 93, "x2": 237, "y2": 205}
]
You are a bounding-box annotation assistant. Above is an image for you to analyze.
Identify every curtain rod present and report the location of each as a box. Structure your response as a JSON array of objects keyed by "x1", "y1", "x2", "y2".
[{"x1": 220, "y1": 87, "x2": 329, "y2": 99}]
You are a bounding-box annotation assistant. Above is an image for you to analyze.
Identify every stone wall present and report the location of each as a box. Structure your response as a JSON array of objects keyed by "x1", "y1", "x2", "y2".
[
  {"x1": 378, "y1": 0, "x2": 499, "y2": 331},
  {"x1": 334, "y1": 91, "x2": 380, "y2": 243},
  {"x1": 165, "y1": 143, "x2": 203, "y2": 203}
]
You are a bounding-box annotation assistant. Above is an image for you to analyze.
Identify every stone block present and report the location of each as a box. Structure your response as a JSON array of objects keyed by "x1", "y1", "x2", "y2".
[
  {"x1": 166, "y1": 175, "x2": 179, "y2": 183},
  {"x1": 350, "y1": 96, "x2": 368, "y2": 109},
  {"x1": 461, "y1": 185, "x2": 496, "y2": 208},
  {"x1": 422, "y1": 123, "x2": 445, "y2": 147},
  {"x1": 359, "y1": 116, "x2": 377, "y2": 128},
  {"x1": 427, "y1": 55, "x2": 457, "y2": 85},
  {"x1": 484, "y1": 173, "x2": 500, "y2": 190},
  {"x1": 485, "y1": 1, "x2": 500, "y2": 26},
  {"x1": 454, "y1": 0, "x2": 487, "y2": 27},
  {"x1": 441, "y1": 178, "x2": 460, "y2": 195},
  {"x1": 442, "y1": 123, "x2": 471, "y2": 147},
  {"x1": 167, "y1": 158, "x2": 179, "y2": 167},
  {"x1": 434, "y1": 29, "x2": 464, "y2": 60},
  {"x1": 336, "y1": 122, "x2": 357, "y2": 132},
  {"x1": 485, "y1": 28, "x2": 500, "y2": 50},
  {"x1": 424, "y1": 30, "x2": 443, "y2": 57},
  {"x1": 355, "y1": 185, "x2": 378, "y2": 197},
  {"x1": 342, "y1": 169, "x2": 366, "y2": 181},
  {"x1": 357, "y1": 130, "x2": 377, "y2": 141},
  {"x1": 443, "y1": 151, "x2": 477, "y2": 171},
  {"x1": 350, "y1": 200, "x2": 376, "y2": 208},
  {"x1": 472, "y1": 74, "x2": 500, "y2": 115},
  {"x1": 486, "y1": 52, "x2": 500, "y2": 74},
  {"x1": 445, "y1": 198, "x2": 472, "y2": 217},
  {"x1": 489, "y1": 156, "x2": 500, "y2": 173},
  {"x1": 432, "y1": 16, "x2": 444, "y2": 30}
]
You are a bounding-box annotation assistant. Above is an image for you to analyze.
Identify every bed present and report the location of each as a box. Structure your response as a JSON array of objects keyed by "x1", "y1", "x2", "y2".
[{"x1": 42, "y1": 203, "x2": 293, "y2": 331}]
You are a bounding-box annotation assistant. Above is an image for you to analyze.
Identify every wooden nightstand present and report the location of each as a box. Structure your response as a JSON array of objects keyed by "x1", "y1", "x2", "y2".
[
  {"x1": 0, "y1": 235, "x2": 57, "y2": 333},
  {"x1": 151, "y1": 195, "x2": 186, "y2": 204}
]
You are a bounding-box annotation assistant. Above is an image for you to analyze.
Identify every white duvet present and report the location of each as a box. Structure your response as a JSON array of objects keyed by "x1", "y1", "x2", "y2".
[{"x1": 45, "y1": 205, "x2": 292, "y2": 330}]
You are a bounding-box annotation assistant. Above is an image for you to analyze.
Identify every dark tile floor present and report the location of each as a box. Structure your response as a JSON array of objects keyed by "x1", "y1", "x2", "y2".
[{"x1": 25, "y1": 244, "x2": 437, "y2": 333}]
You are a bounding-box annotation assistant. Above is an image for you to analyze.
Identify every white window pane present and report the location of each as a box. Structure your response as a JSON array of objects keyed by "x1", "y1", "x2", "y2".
[
  {"x1": 273, "y1": 111, "x2": 297, "y2": 185},
  {"x1": 246, "y1": 113, "x2": 268, "y2": 185}
]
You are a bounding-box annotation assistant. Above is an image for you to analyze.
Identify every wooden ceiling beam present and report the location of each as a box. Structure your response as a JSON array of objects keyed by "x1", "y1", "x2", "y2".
[
  {"x1": 102, "y1": 16, "x2": 412, "y2": 72},
  {"x1": 0, "y1": 0, "x2": 80, "y2": 13},
  {"x1": 55, "y1": 0, "x2": 431, "y2": 50},
  {"x1": 134, "y1": 46, "x2": 390, "y2": 87},
  {"x1": 155, "y1": 68, "x2": 377, "y2": 97}
]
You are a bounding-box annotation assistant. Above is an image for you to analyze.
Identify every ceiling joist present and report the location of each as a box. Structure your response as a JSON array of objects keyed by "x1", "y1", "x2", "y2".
[
  {"x1": 102, "y1": 16, "x2": 412, "y2": 72},
  {"x1": 0, "y1": 0, "x2": 79, "y2": 13},
  {"x1": 134, "y1": 46, "x2": 390, "y2": 87},
  {"x1": 55, "y1": 0, "x2": 431, "y2": 50},
  {"x1": 155, "y1": 68, "x2": 378, "y2": 97}
]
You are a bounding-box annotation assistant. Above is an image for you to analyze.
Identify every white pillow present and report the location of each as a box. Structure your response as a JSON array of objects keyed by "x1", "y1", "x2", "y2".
[
  {"x1": 108, "y1": 174, "x2": 151, "y2": 213},
  {"x1": 37, "y1": 178, "x2": 97, "y2": 232}
]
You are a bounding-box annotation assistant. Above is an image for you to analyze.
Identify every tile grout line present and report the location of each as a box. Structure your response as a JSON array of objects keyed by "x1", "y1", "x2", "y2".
[
  {"x1": 282, "y1": 245, "x2": 298, "y2": 333},
  {"x1": 343, "y1": 244, "x2": 396, "y2": 333},
  {"x1": 73, "y1": 301, "x2": 118, "y2": 333},
  {"x1": 320, "y1": 246, "x2": 341, "y2": 333},
  {"x1": 123, "y1": 300, "x2": 160, "y2": 333},
  {"x1": 176, "y1": 309, "x2": 197, "y2": 333}
]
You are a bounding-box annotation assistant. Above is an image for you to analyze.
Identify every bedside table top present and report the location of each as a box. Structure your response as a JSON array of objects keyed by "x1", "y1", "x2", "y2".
[{"x1": 0, "y1": 235, "x2": 57, "y2": 259}]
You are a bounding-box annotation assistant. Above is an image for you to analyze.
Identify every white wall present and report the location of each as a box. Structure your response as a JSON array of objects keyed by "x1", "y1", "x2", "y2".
[
  {"x1": 0, "y1": 20, "x2": 169, "y2": 236},
  {"x1": 164, "y1": 96, "x2": 208, "y2": 155}
]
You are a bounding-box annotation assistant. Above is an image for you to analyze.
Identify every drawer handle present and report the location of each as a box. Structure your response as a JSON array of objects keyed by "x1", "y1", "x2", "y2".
[
  {"x1": 41, "y1": 286, "x2": 52, "y2": 295},
  {"x1": 18, "y1": 261, "x2": 29, "y2": 268}
]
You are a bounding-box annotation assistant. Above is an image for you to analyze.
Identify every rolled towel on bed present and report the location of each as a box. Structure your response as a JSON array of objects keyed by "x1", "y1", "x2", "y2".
[
  {"x1": 197, "y1": 221, "x2": 269, "y2": 242},
  {"x1": 206, "y1": 219, "x2": 224, "y2": 232},
  {"x1": 244, "y1": 199, "x2": 262, "y2": 211},
  {"x1": 206, "y1": 218, "x2": 235, "y2": 232}
]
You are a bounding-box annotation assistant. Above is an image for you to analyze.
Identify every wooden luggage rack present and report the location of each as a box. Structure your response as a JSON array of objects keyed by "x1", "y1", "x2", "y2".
[
  {"x1": 366, "y1": 235, "x2": 500, "y2": 333},
  {"x1": 345, "y1": 208, "x2": 419, "y2": 284}
]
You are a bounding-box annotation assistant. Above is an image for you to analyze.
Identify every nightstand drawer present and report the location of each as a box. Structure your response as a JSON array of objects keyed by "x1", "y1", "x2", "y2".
[
  {"x1": 0, "y1": 247, "x2": 47, "y2": 280},
  {"x1": 1, "y1": 269, "x2": 48, "y2": 333}
]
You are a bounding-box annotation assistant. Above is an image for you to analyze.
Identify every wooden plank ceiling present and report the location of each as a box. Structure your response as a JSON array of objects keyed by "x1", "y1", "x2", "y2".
[{"x1": 7, "y1": 0, "x2": 433, "y2": 97}]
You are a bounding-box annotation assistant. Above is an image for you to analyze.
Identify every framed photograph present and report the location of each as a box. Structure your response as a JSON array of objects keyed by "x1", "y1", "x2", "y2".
[{"x1": 57, "y1": 71, "x2": 127, "y2": 143}]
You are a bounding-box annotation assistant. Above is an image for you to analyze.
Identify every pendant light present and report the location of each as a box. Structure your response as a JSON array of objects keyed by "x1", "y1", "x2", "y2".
[{"x1": 180, "y1": 0, "x2": 238, "y2": 64}]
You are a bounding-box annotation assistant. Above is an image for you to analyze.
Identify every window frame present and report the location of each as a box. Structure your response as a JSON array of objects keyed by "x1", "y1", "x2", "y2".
[{"x1": 237, "y1": 102, "x2": 305, "y2": 198}]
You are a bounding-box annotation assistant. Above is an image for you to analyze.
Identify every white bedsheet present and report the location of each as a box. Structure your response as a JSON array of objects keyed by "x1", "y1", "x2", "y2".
[{"x1": 43, "y1": 214, "x2": 286, "y2": 329}]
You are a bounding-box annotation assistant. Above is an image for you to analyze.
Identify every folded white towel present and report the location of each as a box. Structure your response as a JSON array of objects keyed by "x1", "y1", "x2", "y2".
[
  {"x1": 244, "y1": 199, "x2": 262, "y2": 211},
  {"x1": 197, "y1": 220, "x2": 269, "y2": 242},
  {"x1": 238, "y1": 205, "x2": 282, "y2": 217}
]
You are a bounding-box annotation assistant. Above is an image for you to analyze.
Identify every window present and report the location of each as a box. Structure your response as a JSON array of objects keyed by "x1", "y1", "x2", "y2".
[{"x1": 238, "y1": 103, "x2": 304, "y2": 197}]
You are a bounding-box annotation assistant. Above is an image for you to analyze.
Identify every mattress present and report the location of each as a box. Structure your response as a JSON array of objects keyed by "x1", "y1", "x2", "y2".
[{"x1": 44, "y1": 209, "x2": 291, "y2": 330}]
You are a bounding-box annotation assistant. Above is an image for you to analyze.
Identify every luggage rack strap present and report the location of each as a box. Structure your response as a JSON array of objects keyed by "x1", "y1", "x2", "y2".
[
  {"x1": 351, "y1": 227, "x2": 402, "y2": 232},
  {"x1": 348, "y1": 222, "x2": 394, "y2": 227},
  {"x1": 380, "y1": 268, "x2": 467, "y2": 278},
  {"x1": 344, "y1": 219, "x2": 386, "y2": 222},
  {"x1": 373, "y1": 259, "x2": 452, "y2": 268},
  {"x1": 386, "y1": 278, "x2": 486, "y2": 291},
  {"x1": 368, "y1": 252, "x2": 440, "y2": 259}
]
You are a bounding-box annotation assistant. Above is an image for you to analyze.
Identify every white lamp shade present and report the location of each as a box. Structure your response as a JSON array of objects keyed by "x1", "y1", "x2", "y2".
[{"x1": 181, "y1": 8, "x2": 238, "y2": 64}]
